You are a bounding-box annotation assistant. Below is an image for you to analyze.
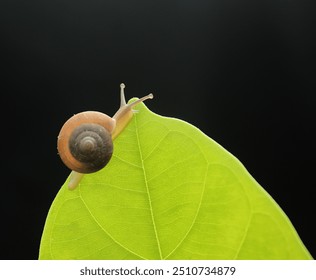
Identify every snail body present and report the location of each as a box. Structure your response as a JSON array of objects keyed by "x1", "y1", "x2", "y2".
[{"x1": 57, "y1": 83, "x2": 153, "y2": 190}]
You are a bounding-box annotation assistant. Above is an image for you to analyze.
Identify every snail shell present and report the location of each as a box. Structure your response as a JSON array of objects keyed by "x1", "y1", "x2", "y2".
[{"x1": 57, "y1": 111, "x2": 116, "y2": 173}]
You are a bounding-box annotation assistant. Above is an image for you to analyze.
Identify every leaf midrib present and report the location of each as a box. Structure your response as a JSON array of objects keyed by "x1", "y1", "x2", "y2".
[{"x1": 134, "y1": 114, "x2": 163, "y2": 259}]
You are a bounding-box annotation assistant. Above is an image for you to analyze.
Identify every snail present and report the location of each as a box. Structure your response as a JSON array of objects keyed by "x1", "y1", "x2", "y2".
[{"x1": 57, "y1": 83, "x2": 153, "y2": 190}]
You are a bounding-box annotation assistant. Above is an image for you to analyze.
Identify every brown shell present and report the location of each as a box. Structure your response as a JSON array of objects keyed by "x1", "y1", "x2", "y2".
[{"x1": 57, "y1": 111, "x2": 116, "y2": 173}]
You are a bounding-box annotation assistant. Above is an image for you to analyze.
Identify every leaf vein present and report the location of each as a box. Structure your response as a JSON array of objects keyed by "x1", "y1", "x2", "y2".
[
  {"x1": 78, "y1": 186, "x2": 147, "y2": 260},
  {"x1": 164, "y1": 163, "x2": 209, "y2": 259},
  {"x1": 135, "y1": 113, "x2": 163, "y2": 259}
]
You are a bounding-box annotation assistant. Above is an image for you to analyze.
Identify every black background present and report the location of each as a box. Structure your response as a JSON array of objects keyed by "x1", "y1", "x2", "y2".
[{"x1": 1, "y1": 0, "x2": 315, "y2": 259}]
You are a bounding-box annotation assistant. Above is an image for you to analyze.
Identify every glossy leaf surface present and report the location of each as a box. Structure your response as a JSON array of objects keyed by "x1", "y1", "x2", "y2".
[{"x1": 39, "y1": 101, "x2": 312, "y2": 259}]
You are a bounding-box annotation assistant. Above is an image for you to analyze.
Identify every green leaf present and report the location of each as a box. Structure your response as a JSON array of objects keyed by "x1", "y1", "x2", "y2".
[{"x1": 39, "y1": 101, "x2": 312, "y2": 260}]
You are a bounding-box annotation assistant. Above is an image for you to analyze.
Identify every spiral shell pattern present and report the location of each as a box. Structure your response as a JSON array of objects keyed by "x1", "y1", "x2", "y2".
[
  {"x1": 57, "y1": 111, "x2": 115, "y2": 173},
  {"x1": 68, "y1": 123, "x2": 113, "y2": 173}
]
